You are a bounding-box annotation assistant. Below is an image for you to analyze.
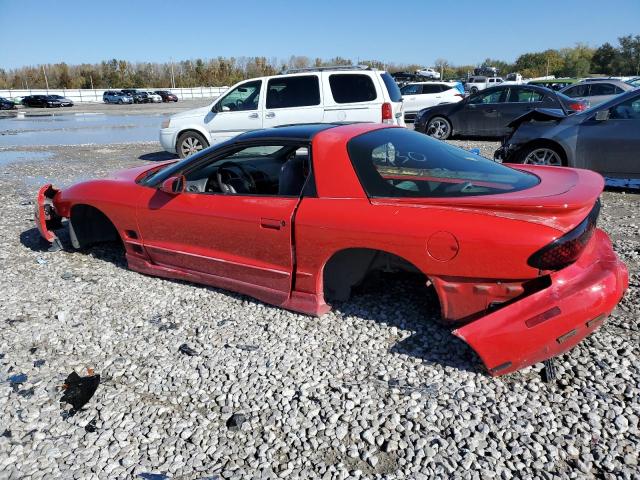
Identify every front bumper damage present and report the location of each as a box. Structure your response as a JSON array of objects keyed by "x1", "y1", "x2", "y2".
[
  {"x1": 35, "y1": 184, "x2": 63, "y2": 251},
  {"x1": 453, "y1": 229, "x2": 628, "y2": 376}
]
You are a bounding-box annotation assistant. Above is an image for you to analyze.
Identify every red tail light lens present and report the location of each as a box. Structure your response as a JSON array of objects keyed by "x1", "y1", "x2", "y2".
[
  {"x1": 569, "y1": 102, "x2": 587, "y2": 112},
  {"x1": 382, "y1": 102, "x2": 393, "y2": 123},
  {"x1": 528, "y1": 200, "x2": 600, "y2": 270}
]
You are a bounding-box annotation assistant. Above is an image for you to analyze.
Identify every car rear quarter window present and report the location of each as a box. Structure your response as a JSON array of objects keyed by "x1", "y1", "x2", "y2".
[
  {"x1": 421, "y1": 84, "x2": 442, "y2": 94},
  {"x1": 347, "y1": 128, "x2": 539, "y2": 198},
  {"x1": 509, "y1": 88, "x2": 544, "y2": 103},
  {"x1": 380, "y1": 72, "x2": 402, "y2": 102},
  {"x1": 266, "y1": 76, "x2": 320, "y2": 109},
  {"x1": 589, "y1": 83, "x2": 616, "y2": 96},
  {"x1": 330, "y1": 74, "x2": 378, "y2": 104}
]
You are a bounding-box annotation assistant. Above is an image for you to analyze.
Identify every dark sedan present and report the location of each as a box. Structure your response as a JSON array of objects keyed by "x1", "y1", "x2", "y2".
[
  {"x1": 154, "y1": 90, "x2": 179, "y2": 102},
  {"x1": 413, "y1": 85, "x2": 588, "y2": 139},
  {"x1": 0, "y1": 97, "x2": 16, "y2": 110},
  {"x1": 132, "y1": 92, "x2": 151, "y2": 104},
  {"x1": 22, "y1": 95, "x2": 63, "y2": 108},
  {"x1": 48, "y1": 95, "x2": 74, "y2": 107},
  {"x1": 495, "y1": 89, "x2": 640, "y2": 179}
]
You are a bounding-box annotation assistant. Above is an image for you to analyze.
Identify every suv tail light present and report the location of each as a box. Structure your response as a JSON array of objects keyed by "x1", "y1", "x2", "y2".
[
  {"x1": 528, "y1": 200, "x2": 600, "y2": 270},
  {"x1": 569, "y1": 102, "x2": 587, "y2": 112},
  {"x1": 382, "y1": 102, "x2": 393, "y2": 124}
]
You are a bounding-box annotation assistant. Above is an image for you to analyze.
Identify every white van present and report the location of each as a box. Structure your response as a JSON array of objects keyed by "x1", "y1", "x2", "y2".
[{"x1": 160, "y1": 66, "x2": 405, "y2": 157}]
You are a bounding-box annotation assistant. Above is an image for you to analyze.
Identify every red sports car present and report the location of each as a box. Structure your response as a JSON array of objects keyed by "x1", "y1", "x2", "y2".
[{"x1": 35, "y1": 124, "x2": 628, "y2": 376}]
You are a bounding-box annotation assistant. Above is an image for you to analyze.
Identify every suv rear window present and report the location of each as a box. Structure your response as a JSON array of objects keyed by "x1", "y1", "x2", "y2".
[
  {"x1": 347, "y1": 128, "x2": 539, "y2": 198},
  {"x1": 380, "y1": 72, "x2": 402, "y2": 102},
  {"x1": 266, "y1": 76, "x2": 320, "y2": 109},
  {"x1": 330, "y1": 74, "x2": 378, "y2": 103}
]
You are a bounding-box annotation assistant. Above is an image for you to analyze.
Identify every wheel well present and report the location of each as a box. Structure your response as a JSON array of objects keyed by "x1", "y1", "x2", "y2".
[
  {"x1": 517, "y1": 139, "x2": 567, "y2": 165},
  {"x1": 322, "y1": 248, "x2": 424, "y2": 302},
  {"x1": 69, "y1": 204, "x2": 120, "y2": 249}
]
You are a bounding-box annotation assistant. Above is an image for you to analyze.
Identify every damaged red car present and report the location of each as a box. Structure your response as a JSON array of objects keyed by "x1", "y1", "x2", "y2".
[{"x1": 35, "y1": 124, "x2": 628, "y2": 376}]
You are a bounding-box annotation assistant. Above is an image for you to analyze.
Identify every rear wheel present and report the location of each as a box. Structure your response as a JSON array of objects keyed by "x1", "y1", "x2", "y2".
[
  {"x1": 425, "y1": 116, "x2": 452, "y2": 140},
  {"x1": 519, "y1": 145, "x2": 565, "y2": 166},
  {"x1": 118, "y1": 99, "x2": 123, "y2": 104},
  {"x1": 470, "y1": 87, "x2": 479, "y2": 94},
  {"x1": 177, "y1": 131, "x2": 209, "y2": 158}
]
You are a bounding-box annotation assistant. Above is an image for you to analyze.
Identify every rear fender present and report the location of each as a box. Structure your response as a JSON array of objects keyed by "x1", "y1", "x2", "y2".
[{"x1": 35, "y1": 184, "x2": 63, "y2": 251}]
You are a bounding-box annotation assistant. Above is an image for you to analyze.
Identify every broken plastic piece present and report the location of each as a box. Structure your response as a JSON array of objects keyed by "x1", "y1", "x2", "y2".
[
  {"x1": 542, "y1": 358, "x2": 557, "y2": 383},
  {"x1": 178, "y1": 344, "x2": 198, "y2": 356},
  {"x1": 60, "y1": 371, "x2": 100, "y2": 415}
]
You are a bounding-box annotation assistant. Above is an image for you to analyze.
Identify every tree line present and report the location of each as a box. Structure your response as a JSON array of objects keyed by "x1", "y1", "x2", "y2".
[{"x1": 0, "y1": 34, "x2": 638, "y2": 90}]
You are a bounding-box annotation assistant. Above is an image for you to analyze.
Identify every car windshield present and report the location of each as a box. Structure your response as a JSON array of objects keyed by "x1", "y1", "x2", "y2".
[{"x1": 347, "y1": 128, "x2": 539, "y2": 198}]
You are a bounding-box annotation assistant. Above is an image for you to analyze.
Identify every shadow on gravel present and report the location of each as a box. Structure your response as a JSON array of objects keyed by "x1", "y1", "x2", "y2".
[
  {"x1": 138, "y1": 151, "x2": 178, "y2": 162},
  {"x1": 332, "y1": 272, "x2": 482, "y2": 375},
  {"x1": 19, "y1": 227, "x2": 51, "y2": 252}
]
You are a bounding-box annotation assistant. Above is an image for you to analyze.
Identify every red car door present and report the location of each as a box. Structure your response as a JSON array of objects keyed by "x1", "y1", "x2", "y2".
[{"x1": 135, "y1": 188, "x2": 298, "y2": 306}]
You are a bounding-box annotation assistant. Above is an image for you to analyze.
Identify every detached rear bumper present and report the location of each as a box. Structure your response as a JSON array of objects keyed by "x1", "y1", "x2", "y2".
[
  {"x1": 453, "y1": 229, "x2": 628, "y2": 376},
  {"x1": 35, "y1": 184, "x2": 63, "y2": 250}
]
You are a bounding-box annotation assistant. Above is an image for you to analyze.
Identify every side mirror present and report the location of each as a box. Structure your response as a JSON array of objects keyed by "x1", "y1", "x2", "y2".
[
  {"x1": 159, "y1": 175, "x2": 185, "y2": 195},
  {"x1": 594, "y1": 110, "x2": 610, "y2": 121}
]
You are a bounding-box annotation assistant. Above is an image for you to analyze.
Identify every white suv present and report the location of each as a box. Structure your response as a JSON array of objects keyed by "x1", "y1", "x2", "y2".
[{"x1": 160, "y1": 67, "x2": 405, "y2": 157}]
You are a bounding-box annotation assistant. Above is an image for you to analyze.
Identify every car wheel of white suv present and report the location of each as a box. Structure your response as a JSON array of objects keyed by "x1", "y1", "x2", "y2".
[{"x1": 177, "y1": 131, "x2": 209, "y2": 158}]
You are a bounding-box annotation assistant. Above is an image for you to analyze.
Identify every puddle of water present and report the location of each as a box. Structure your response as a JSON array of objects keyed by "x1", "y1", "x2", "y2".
[
  {"x1": 0, "y1": 114, "x2": 163, "y2": 146},
  {"x1": 0, "y1": 150, "x2": 53, "y2": 166}
]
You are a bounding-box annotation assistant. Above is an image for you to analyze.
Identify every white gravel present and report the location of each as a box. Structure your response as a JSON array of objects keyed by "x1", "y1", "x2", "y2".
[{"x1": 0, "y1": 143, "x2": 638, "y2": 479}]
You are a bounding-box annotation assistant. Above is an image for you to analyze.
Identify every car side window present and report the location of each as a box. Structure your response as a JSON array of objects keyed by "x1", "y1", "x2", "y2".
[
  {"x1": 421, "y1": 84, "x2": 441, "y2": 94},
  {"x1": 329, "y1": 74, "x2": 378, "y2": 103},
  {"x1": 218, "y1": 80, "x2": 262, "y2": 112},
  {"x1": 609, "y1": 97, "x2": 640, "y2": 120},
  {"x1": 266, "y1": 76, "x2": 320, "y2": 109},
  {"x1": 509, "y1": 88, "x2": 544, "y2": 103},
  {"x1": 469, "y1": 89, "x2": 506, "y2": 104},
  {"x1": 181, "y1": 144, "x2": 312, "y2": 197},
  {"x1": 400, "y1": 84, "x2": 422, "y2": 95},
  {"x1": 565, "y1": 85, "x2": 588, "y2": 98},
  {"x1": 590, "y1": 83, "x2": 616, "y2": 96}
]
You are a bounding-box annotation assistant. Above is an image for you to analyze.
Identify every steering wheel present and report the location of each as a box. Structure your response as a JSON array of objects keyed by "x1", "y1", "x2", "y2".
[{"x1": 216, "y1": 161, "x2": 257, "y2": 194}]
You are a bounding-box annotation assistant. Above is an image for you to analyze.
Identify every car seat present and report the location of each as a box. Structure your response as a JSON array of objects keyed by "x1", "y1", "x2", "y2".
[{"x1": 278, "y1": 156, "x2": 307, "y2": 196}]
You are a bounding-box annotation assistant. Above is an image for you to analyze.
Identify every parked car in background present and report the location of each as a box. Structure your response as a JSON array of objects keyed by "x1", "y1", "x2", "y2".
[
  {"x1": 414, "y1": 84, "x2": 588, "y2": 139},
  {"x1": 160, "y1": 66, "x2": 405, "y2": 158},
  {"x1": 155, "y1": 90, "x2": 179, "y2": 102},
  {"x1": 21, "y1": 95, "x2": 62, "y2": 108},
  {"x1": 465, "y1": 76, "x2": 504, "y2": 94},
  {"x1": 400, "y1": 82, "x2": 465, "y2": 123},
  {"x1": 48, "y1": 95, "x2": 74, "y2": 107},
  {"x1": 527, "y1": 78, "x2": 579, "y2": 91},
  {"x1": 120, "y1": 89, "x2": 139, "y2": 97},
  {"x1": 143, "y1": 91, "x2": 163, "y2": 103},
  {"x1": 132, "y1": 92, "x2": 152, "y2": 104},
  {"x1": 474, "y1": 65, "x2": 499, "y2": 77},
  {"x1": 391, "y1": 71, "x2": 428, "y2": 87},
  {"x1": 495, "y1": 89, "x2": 640, "y2": 179},
  {"x1": 415, "y1": 68, "x2": 440, "y2": 79},
  {"x1": 560, "y1": 80, "x2": 634, "y2": 107},
  {"x1": 0, "y1": 97, "x2": 16, "y2": 110},
  {"x1": 10, "y1": 96, "x2": 24, "y2": 105},
  {"x1": 103, "y1": 91, "x2": 133, "y2": 104},
  {"x1": 35, "y1": 123, "x2": 628, "y2": 376}
]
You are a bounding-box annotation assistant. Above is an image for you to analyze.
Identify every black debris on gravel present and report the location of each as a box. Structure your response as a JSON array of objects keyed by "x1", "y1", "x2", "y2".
[
  {"x1": 226, "y1": 413, "x2": 247, "y2": 431},
  {"x1": 60, "y1": 371, "x2": 100, "y2": 416},
  {"x1": 34, "y1": 359, "x2": 45, "y2": 367},
  {"x1": 178, "y1": 344, "x2": 198, "y2": 356}
]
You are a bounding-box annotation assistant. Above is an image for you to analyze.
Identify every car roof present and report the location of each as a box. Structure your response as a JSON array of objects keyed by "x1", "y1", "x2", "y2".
[{"x1": 235, "y1": 123, "x2": 343, "y2": 142}]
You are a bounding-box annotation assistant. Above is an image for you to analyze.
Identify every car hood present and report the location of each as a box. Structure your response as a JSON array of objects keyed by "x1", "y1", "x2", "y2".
[
  {"x1": 507, "y1": 108, "x2": 568, "y2": 128},
  {"x1": 110, "y1": 160, "x2": 178, "y2": 183},
  {"x1": 170, "y1": 105, "x2": 212, "y2": 120}
]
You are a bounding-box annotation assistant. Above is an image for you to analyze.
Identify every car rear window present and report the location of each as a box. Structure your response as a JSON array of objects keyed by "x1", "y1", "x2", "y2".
[
  {"x1": 329, "y1": 74, "x2": 378, "y2": 104},
  {"x1": 347, "y1": 128, "x2": 539, "y2": 198},
  {"x1": 380, "y1": 72, "x2": 402, "y2": 102}
]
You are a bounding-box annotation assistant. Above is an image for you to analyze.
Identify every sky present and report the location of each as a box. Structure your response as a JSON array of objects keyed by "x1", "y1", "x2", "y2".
[{"x1": 0, "y1": 0, "x2": 638, "y2": 69}]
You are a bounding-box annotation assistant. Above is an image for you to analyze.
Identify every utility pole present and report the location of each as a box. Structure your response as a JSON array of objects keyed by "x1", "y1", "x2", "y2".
[
  {"x1": 90, "y1": 74, "x2": 94, "y2": 90},
  {"x1": 42, "y1": 65, "x2": 49, "y2": 91},
  {"x1": 170, "y1": 57, "x2": 176, "y2": 89}
]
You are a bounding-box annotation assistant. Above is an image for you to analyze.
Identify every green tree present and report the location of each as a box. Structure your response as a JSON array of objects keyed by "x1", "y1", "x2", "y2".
[{"x1": 591, "y1": 42, "x2": 619, "y2": 75}]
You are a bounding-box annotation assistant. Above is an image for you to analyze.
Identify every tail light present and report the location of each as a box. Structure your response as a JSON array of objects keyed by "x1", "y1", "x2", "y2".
[
  {"x1": 569, "y1": 102, "x2": 587, "y2": 112},
  {"x1": 382, "y1": 102, "x2": 393, "y2": 124},
  {"x1": 528, "y1": 200, "x2": 600, "y2": 270}
]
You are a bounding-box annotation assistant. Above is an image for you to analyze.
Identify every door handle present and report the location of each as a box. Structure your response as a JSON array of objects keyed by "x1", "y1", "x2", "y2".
[
  {"x1": 248, "y1": 112, "x2": 259, "y2": 119},
  {"x1": 260, "y1": 218, "x2": 284, "y2": 230},
  {"x1": 265, "y1": 112, "x2": 275, "y2": 119}
]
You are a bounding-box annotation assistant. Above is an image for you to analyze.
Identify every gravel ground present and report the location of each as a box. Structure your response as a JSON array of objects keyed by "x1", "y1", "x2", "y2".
[{"x1": 0, "y1": 140, "x2": 638, "y2": 480}]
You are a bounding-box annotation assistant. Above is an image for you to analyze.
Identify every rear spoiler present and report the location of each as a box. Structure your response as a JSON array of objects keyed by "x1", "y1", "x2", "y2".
[{"x1": 507, "y1": 108, "x2": 567, "y2": 129}]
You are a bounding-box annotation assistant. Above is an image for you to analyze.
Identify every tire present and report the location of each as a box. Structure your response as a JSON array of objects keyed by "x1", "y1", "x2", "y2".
[
  {"x1": 470, "y1": 87, "x2": 479, "y2": 94},
  {"x1": 517, "y1": 144, "x2": 565, "y2": 166},
  {"x1": 118, "y1": 99, "x2": 123, "y2": 104},
  {"x1": 177, "y1": 131, "x2": 209, "y2": 158},
  {"x1": 425, "y1": 116, "x2": 452, "y2": 140}
]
